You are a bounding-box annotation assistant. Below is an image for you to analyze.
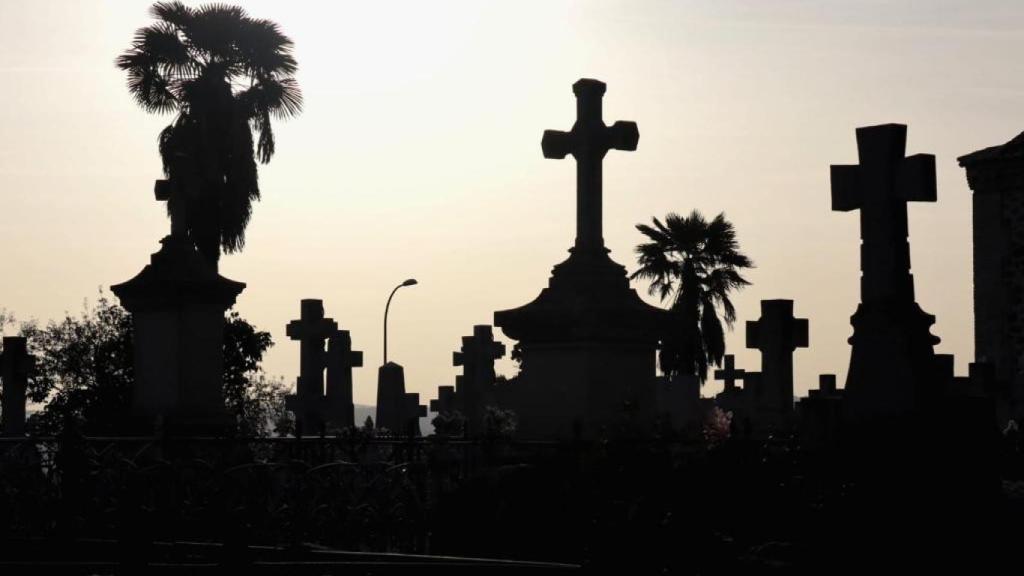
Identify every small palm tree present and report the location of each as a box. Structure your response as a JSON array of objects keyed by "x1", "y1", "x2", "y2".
[
  {"x1": 116, "y1": 1, "x2": 302, "y2": 267},
  {"x1": 631, "y1": 211, "x2": 753, "y2": 382}
]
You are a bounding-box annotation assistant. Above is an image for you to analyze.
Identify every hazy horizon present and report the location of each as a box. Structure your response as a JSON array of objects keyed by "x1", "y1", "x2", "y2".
[{"x1": 2, "y1": 0, "x2": 1022, "y2": 408}]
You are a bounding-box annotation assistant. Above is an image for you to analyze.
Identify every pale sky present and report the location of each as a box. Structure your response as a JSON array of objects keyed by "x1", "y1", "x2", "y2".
[{"x1": 1, "y1": 1, "x2": 1022, "y2": 407}]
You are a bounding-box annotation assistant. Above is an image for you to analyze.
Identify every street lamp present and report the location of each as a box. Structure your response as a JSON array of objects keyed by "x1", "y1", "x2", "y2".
[{"x1": 384, "y1": 278, "x2": 418, "y2": 365}]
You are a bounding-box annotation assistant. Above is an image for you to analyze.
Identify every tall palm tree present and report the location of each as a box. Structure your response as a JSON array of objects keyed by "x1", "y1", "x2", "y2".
[
  {"x1": 631, "y1": 211, "x2": 753, "y2": 383},
  {"x1": 116, "y1": 1, "x2": 302, "y2": 267}
]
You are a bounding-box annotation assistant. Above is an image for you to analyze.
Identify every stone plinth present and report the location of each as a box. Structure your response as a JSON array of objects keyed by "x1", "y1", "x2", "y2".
[
  {"x1": 495, "y1": 250, "x2": 667, "y2": 438},
  {"x1": 111, "y1": 235, "x2": 244, "y2": 435}
]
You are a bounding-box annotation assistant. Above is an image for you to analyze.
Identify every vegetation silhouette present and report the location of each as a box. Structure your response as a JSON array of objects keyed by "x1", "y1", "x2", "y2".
[
  {"x1": 631, "y1": 211, "x2": 753, "y2": 382},
  {"x1": 115, "y1": 1, "x2": 302, "y2": 267},
  {"x1": 11, "y1": 295, "x2": 287, "y2": 436}
]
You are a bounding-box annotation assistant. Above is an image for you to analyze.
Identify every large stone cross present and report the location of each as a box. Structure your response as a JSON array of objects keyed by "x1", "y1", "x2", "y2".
[
  {"x1": 830, "y1": 124, "x2": 936, "y2": 304},
  {"x1": 286, "y1": 299, "x2": 338, "y2": 403},
  {"x1": 746, "y1": 300, "x2": 809, "y2": 415},
  {"x1": 542, "y1": 79, "x2": 639, "y2": 254},
  {"x1": 714, "y1": 354, "x2": 746, "y2": 392},
  {"x1": 325, "y1": 329, "x2": 362, "y2": 427}
]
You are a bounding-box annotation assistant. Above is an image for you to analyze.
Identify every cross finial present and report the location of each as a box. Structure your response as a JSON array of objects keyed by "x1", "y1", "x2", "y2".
[{"x1": 541, "y1": 79, "x2": 638, "y2": 254}]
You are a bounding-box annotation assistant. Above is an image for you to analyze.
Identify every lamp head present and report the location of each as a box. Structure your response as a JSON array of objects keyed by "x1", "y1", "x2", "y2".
[{"x1": 402, "y1": 279, "x2": 418, "y2": 287}]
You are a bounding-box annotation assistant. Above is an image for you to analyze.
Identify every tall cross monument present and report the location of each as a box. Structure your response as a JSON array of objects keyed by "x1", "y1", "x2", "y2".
[
  {"x1": 541, "y1": 79, "x2": 639, "y2": 254},
  {"x1": 830, "y1": 124, "x2": 940, "y2": 422},
  {"x1": 495, "y1": 79, "x2": 668, "y2": 438}
]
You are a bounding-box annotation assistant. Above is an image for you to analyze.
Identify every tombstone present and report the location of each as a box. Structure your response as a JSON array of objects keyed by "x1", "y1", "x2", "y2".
[
  {"x1": 798, "y1": 374, "x2": 844, "y2": 448},
  {"x1": 283, "y1": 299, "x2": 337, "y2": 434},
  {"x1": 452, "y1": 325, "x2": 505, "y2": 435},
  {"x1": 326, "y1": 329, "x2": 362, "y2": 429},
  {"x1": 746, "y1": 300, "x2": 809, "y2": 420},
  {"x1": 959, "y1": 133, "x2": 1024, "y2": 425},
  {"x1": 430, "y1": 385, "x2": 457, "y2": 414},
  {"x1": 112, "y1": 177, "x2": 244, "y2": 435},
  {"x1": 494, "y1": 79, "x2": 670, "y2": 438},
  {"x1": 375, "y1": 362, "x2": 424, "y2": 436},
  {"x1": 0, "y1": 337, "x2": 31, "y2": 436},
  {"x1": 810, "y1": 374, "x2": 840, "y2": 398},
  {"x1": 714, "y1": 355, "x2": 758, "y2": 429},
  {"x1": 830, "y1": 124, "x2": 940, "y2": 423}
]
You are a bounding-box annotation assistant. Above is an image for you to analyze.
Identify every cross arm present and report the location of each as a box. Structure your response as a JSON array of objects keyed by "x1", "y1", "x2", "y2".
[
  {"x1": 793, "y1": 319, "x2": 809, "y2": 348},
  {"x1": 830, "y1": 165, "x2": 862, "y2": 212},
  {"x1": 897, "y1": 154, "x2": 937, "y2": 203},
  {"x1": 606, "y1": 121, "x2": 639, "y2": 152},
  {"x1": 542, "y1": 130, "x2": 573, "y2": 159}
]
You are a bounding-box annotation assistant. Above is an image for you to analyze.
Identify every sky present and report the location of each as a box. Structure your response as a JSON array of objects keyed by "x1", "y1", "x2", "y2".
[{"x1": 1, "y1": 0, "x2": 1022, "y2": 407}]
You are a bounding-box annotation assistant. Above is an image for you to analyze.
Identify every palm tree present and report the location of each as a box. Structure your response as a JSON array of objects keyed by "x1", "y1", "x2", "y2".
[
  {"x1": 631, "y1": 211, "x2": 753, "y2": 383},
  {"x1": 116, "y1": 2, "x2": 302, "y2": 267}
]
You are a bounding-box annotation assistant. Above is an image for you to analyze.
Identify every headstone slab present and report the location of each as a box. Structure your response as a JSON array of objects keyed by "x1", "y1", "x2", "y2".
[
  {"x1": 283, "y1": 299, "x2": 340, "y2": 434},
  {"x1": 112, "y1": 234, "x2": 244, "y2": 435},
  {"x1": 830, "y1": 124, "x2": 940, "y2": 424},
  {"x1": 375, "y1": 362, "x2": 423, "y2": 436},
  {"x1": 494, "y1": 79, "x2": 670, "y2": 439}
]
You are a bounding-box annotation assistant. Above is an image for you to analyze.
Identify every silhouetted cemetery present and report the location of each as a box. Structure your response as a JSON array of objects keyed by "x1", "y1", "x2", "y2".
[{"x1": 3, "y1": 66, "x2": 1024, "y2": 572}]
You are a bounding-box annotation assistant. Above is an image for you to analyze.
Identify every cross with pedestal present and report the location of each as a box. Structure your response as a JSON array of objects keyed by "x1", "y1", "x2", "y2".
[
  {"x1": 714, "y1": 355, "x2": 746, "y2": 393},
  {"x1": 453, "y1": 325, "x2": 506, "y2": 434},
  {"x1": 326, "y1": 329, "x2": 362, "y2": 428},
  {"x1": 830, "y1": 124, "x2": 940, "y2": 421},
  {"x1": 542, "y1": 79, "x2": 639, "y2": 254},
  {"x1": 285, "y1": 299, "x2": 338, "y2": 433},
  {"x1": 0, "y1": 337, "x2": 32, "y2": 437},
  {"x1": 746, "y1": 300, "x2": 808, "y2": 416}
]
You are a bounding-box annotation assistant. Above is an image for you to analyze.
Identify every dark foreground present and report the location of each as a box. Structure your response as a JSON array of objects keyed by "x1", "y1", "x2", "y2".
[{"x1": 1, "y1": 427, "x2": 1022, "y2": 574}]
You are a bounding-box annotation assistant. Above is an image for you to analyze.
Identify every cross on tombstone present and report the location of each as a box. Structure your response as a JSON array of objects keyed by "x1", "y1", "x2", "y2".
[
  {"x1": 430, "y1": 385, "x2": 456, "y2": 414},
  {"x1": 453, "y1": 325, "x2": 506, "y2": 434},
  {"x1": 714, "y1": 355, "x2": 746, "y2": 392},
  {"x1": 542, "y1": 79, "x2": 639, "y2": 254},
  {"x1": 831, "y1": 124, "x2": 937, "y2": 304},
  {"x1": 746, "y1": 300, "x2": 809, "y2": 415},
  {"x1": 325, "y1": 329, "x2": 362, "y2": 428},
  {"x1": 285, "y1": 299, "x2": 338, "y2": 432},
  {"x1": 0, "y1": 337, "x2": 32, "y2": 436}
]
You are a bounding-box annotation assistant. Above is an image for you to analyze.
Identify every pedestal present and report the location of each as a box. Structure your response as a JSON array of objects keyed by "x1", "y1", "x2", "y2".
[
  {"x1": 495, "y1": 249, "x2": 669, "y2": 438},
  {"x1": 112, "y1": 235, "x2": 245, "y2": 435}
]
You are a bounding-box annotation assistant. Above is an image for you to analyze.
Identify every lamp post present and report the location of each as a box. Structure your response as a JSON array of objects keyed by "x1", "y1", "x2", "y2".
[{"x1": 384, "y1": 279, "x2": 418, "y2": 365}]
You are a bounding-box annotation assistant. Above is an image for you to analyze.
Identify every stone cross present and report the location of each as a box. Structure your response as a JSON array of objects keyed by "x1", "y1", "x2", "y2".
[
  {"x1": 746, "y1": 300, "x2": 809, "y2": 415},
  {"x1": 286, "y1": 299, "x2": 337, "y2": 432},
  {"x1": 831, "y1": 124, "x2": 936, "y2": 305},
  {"x1": 325, "y1": 329, "x2": 362, "y2": 428},
  {"x1": 714, "y1": 354, "x2": 746, "y2": 392},
  {"x1": 542, "y1": 79, "x2": 639, "y2": 254},
  {"x1": 453, "y1": 325, "x2": 506, "y2": 434},
  {"x1": 430, "y1": 385, "x2": 456, "y2": 414},
  {"x1": 0, "y1": 336, "x2": 31, "y2": 436}
]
